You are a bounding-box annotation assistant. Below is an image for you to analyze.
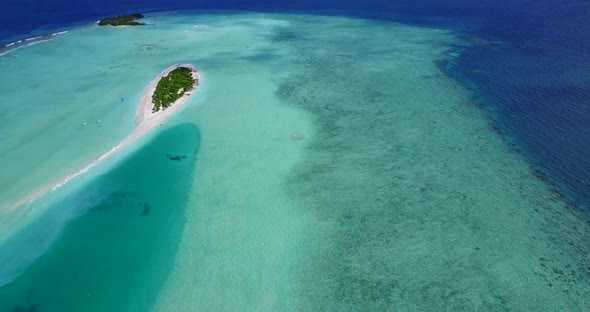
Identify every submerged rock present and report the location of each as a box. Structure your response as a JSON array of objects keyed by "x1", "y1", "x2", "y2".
[
  {"x1": 141, "y1": 203, "x2": 150, "y2": 216},
  {"x1": 289, "y1": 133, "x2": 306, "y2": 141},
  {"x1": 167, "y1": 154, "x2": 187, "y2": 161},
  {"x1": 11, "y1": 304, "x2": 38, "y2": 312}
]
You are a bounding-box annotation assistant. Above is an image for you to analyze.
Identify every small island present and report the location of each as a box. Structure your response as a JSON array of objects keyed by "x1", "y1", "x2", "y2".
[
  {"x1": 98, "y1": 13, "x2": 145, "y2": 26},
  {"x1": 136, "y1": 64, "x2": 199, "y2": 125},
  {"x1": 9, "y1": 64, "x2": 200, "y2": 211},
  {"x1": 152, "y1": 66, "x2": 198, "y2": 112}
]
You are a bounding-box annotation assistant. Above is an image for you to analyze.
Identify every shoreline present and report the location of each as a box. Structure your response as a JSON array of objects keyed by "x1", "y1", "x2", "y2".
[{"x1": 5, "y1": 64, "x2": 200, "y2": 211}]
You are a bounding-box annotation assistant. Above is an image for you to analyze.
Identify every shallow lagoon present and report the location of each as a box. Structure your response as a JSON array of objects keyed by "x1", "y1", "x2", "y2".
[{"x1": 0, "y1": 12, "x2": 589, "y2": 311}]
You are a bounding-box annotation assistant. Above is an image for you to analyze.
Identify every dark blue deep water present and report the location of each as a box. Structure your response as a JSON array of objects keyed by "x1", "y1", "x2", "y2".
[{"x1": 2, "y1": 0, "x2": 590, "y2": 210}]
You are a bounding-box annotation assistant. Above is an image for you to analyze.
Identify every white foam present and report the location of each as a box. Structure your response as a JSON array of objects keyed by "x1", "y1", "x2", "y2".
[
  {"x1": 0, "y1": 39, "x2": 52, "y2": 57},
  {"x1": 25, "y1": 36, "x2": 42, "y2": 41},
  {"x1": 5, "y1": 42, "x2": 15, "y2": 47},
  {"x1": 51, "y1": 31, "x2": 68, "y2": 36}
]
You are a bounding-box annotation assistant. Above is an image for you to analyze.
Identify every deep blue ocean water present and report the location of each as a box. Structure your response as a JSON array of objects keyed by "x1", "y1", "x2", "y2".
[{"x1": 2, "y1": 0, "x2": 590, "y2": 211}]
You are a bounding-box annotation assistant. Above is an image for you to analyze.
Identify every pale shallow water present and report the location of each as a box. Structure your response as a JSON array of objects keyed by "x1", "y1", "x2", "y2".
[{"x1": 0, "y1": 12, "x2": 589, "y2": 312}]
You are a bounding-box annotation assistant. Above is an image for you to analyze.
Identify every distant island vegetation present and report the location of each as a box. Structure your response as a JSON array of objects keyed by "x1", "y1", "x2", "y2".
[
  {"x1": 152, "y1": 67, "x2": 197, "y2": 112},
  {"x1": 98, "y1": 13, "x2": 145, "y2": 26}
]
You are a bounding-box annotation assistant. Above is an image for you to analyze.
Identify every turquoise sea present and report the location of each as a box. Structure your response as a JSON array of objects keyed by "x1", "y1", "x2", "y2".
[{"x1": 1, "y1": 12, "x2": 590, "y2": 311}]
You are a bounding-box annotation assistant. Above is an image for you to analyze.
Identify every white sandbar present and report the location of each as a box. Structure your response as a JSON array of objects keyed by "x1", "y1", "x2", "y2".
[{"x1": 6, "y1": 64, "x2": 200, "y2": 211}]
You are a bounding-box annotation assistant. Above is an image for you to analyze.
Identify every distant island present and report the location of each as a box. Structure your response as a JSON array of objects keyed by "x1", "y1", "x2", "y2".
[
  {"x1": 152, "y1": 67, "x2": 198, "y2": 112},
  {"x1": 98, "y1": 13, "x2": 145, "y2": 26}
]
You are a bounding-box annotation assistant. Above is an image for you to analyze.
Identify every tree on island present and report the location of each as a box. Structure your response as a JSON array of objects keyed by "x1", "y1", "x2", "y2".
[
  {"x1": 152, "y1": 67, "x2": 197, "y2": 112},
  {"x1": 98, "y1": 13, "x2": 145, "y2": 26}
]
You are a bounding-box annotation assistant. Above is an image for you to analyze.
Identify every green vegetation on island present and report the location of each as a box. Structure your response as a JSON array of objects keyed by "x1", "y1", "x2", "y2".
[
  {"x1": 98, "y1": 13, "x2": 145, "y2": 26},
  {"x1": 152, "y1": 67, "x2": 197, "y2": 112}
]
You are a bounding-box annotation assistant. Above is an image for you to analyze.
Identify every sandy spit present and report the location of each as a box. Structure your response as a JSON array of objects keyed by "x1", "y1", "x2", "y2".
[{"x1": 6, "y1": 64, "x2": 200, "y2": 211}]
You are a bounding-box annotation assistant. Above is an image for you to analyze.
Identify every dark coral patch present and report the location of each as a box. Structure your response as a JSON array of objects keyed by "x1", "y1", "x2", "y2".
[
  {"x1": 167, "y1": 154, "x2": 187, "y2": 161},
  {"x1": 141, "y1": 203, "x2": 151, "y2": 216}
]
